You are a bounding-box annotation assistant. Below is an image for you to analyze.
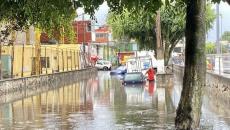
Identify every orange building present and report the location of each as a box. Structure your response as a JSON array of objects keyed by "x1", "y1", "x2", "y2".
[{"x1": 95, "y1": 26, "x2": 109, "y2": 43}]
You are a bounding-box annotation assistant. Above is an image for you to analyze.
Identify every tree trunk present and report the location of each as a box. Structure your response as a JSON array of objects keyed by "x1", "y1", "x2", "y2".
[
  {"x1": 156, "y1": 11, "x2": 164, "y2": 60},
  {"x1": 175, "y1": 0, "x2": 206, "y2": 129},
  {"x1": 164, "y1": 43, "x2": 170, "y2": 66},
  {"x1": 164, "y1": 41, "x2": 178, "y2": 66}
]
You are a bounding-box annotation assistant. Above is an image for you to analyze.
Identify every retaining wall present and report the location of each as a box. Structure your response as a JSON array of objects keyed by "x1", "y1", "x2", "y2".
[
  {"x1": 173, "y1": 64, "x2": 230, "y2": 111},
  {"x1": 0, "y1": 68, "x2": 97, "y2": 104}
]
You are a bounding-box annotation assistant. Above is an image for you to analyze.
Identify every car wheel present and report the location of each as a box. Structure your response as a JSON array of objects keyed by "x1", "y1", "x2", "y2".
[{"x1": 103, "y1": 67, "x2": 108, "y2": 71}]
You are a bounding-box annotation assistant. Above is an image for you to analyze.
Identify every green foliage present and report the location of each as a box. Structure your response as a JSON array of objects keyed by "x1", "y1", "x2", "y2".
[
  {"x1": 221, "y1": 31, "x2": 230, "y2": 41},
  {"x1": 107, "y1": 9, "x2": 156, "y2": 50},
  {"x1": 206, "y1": 4, "x2": 216, "y2": 31},
  {"x1": 205, "y1": 42, "x2": 228, "y2": 54},
  {"x1": 206, "y1": 42, "x2": 216, "y2": 54},
  {"x1": 107, "y1": 2, "x2": 216, "y2": 64},
  {"x1": 0, "y1": 0, "x2": 76, "y2": 43}
]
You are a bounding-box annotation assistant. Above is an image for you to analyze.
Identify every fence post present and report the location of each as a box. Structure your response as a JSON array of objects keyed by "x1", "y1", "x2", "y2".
[
  {"x1": 31, "y1": 46, "x2": 34, "y2": 76},
  {"x1": 51, "y1": 48, "x2": 54, "y2": 74},
  {"x1": 21, "y1": 44, "x2": 25, "y2": 77},
  {"x1": 11, "y1": 45, "x2": 14, "y2": 78},
  {"x1": 71, "y1": 50, "x2": 73, "y2": 71},
  {"x1": 74, "y1": 51, "x2": 76, "y2": 70},
  {"x1": 40, "y1": 47, "x2": 42, "y2": 75},
  {"x1": 57, "y1": 48, "x2": 59, "y2": 72},
  {"x1": 62, "y1": 49, "x2": 64, "y2": 71},
  {"x1": 66, "y1": 49, "x2": 68, "y2": 71},
  {"x1": 78, "y1": 51, "x2": 80, "y2": 69},
  {"x1": 219, "y1": 55, "x2": 221, "y2": 75},
  {"x1": 45, "y1": 47, "x2": 48, "y2": 74}
]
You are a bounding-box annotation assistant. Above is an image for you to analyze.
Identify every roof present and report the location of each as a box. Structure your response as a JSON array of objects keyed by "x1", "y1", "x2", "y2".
[{"x1": 95, "y1": 26, "x2": 109, "y2": 33}]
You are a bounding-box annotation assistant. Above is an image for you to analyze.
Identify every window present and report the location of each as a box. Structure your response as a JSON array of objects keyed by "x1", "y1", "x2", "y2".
[
  {"x1": 87, "y1": 23, "x2": 91, "y2": 32},
  {"x1": 41, "y1": 57, "x2": 50, "y2": 68},
  {"x1": 96, "y1": 34, "x2": 100, "y2": 38},
  {"x1": 174, "y1": 47, "x2": 182, "y2": 53},
  {"x1": 124, "y1": 73, "x2": 143, "y2": 81},
  {"x1": 96, "y1": 33, "x2": 108, "y2": 38}
]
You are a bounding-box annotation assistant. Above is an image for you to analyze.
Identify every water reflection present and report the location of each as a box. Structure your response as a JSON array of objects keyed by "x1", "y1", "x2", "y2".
[{"x1": 0, "y1": 71, "x2": 229, "y2": 129}]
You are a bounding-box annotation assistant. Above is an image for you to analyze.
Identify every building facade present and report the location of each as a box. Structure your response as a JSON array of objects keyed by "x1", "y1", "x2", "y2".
[{"x1": 72, "y1": 21, "x2": 92, "y2": 45}]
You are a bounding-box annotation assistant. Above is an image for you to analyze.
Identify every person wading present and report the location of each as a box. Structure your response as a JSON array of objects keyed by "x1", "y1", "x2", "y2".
[{"x1": 145, "y1": 67, "x2": 155, "y2": 81}]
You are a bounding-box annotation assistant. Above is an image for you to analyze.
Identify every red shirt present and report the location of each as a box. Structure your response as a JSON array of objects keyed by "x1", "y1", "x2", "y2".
[{"x1": 147, "y1": 68, "x2": 155, "y2": 81}]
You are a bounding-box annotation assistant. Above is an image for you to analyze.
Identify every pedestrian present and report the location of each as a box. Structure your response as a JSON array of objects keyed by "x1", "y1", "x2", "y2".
[{"x1": 145, "y1": 67, "x2": 155, "y2": 81}]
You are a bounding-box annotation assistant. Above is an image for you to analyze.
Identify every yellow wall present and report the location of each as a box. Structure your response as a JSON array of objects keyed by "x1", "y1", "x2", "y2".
[{"x1": 2, "y1": 44, "x2": 81, "y2": 78}]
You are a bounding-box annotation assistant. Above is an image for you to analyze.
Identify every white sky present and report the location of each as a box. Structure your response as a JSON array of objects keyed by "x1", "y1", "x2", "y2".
[
  {"x1": 207, "y1": 2, "x2": 230, "y2": 42},
  {"x1": 76, "y1": 2, "x2": 109, "y2": 25}
]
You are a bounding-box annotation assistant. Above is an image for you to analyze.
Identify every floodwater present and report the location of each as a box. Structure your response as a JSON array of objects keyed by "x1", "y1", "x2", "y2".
[{"x1": 0, "y1": 71, "x2": 229, "y2": 130}]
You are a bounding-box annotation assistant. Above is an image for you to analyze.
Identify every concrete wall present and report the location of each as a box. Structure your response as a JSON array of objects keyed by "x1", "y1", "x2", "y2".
[
  {"x1": 156, "y1": 73, "x2": 174, "y2": 88},
  {"x1": 0, "y1": 68, "x2": 97, "y2": 104},
  {"x1": 205, "y1": 72, "x2": 230, "y2": 109},
  {"x1": 2, "y1": 44, "x2": 82, "y2": 78},
  {"x1": 173, "y1": 64, "x2": 230, "y2": 111}
]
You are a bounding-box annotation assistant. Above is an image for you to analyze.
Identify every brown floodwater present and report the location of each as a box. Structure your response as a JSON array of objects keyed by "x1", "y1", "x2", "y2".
[{"x1": 0, "y1": 71, "x2": 229, "y2": 130}]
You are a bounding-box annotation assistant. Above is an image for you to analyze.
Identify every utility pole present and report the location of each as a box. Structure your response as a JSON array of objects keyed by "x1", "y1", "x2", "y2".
[
  {"x1": 107, "y1": 31, "x2": 109, "y2": 60},
  {"x1": 83, "y1": 14, "x2": 85, "y2": 53},
  {"x1": 216, "y1": 4, "x2": 220, "y2": 54},
  {"x1": 35, "y1": 28, "x2": 41, "y2": 75},
  {"x1": 82, "y1": 14, "x2": 86, "y2": 68}
]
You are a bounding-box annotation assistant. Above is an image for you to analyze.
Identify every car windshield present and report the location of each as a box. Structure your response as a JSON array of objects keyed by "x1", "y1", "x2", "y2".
[
  {"x1": 124, "y1": 73, "x2": 142, "y2": 81},
  {"x1": 104, "y1": 61, "x2": 110, "y2": 64}
]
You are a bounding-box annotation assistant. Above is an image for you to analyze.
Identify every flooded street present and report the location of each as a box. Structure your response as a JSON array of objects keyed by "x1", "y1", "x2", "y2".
[{"x1": 0, "y1": 71, "x2": 229, "y2": 129}]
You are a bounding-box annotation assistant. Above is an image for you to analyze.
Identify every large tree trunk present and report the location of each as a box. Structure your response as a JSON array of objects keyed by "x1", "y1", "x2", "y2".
[
  {"x1": 175, "y1": 0, "x2": 206, "y2": 129},
  {"x1": 164, "y1": 43, "x2": 170, "y2": 66}
]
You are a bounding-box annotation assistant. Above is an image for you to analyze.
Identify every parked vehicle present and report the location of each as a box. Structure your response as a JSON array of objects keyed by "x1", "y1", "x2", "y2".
[
  {"x1": 126, "y1": 56, "x2": 154, "y2": 75},
  {"x1": 110, "y1": 66, "x2": 127, "y2": 75},
  {"x1": 122, "y1": 72, "x2": 146, "y2": 85},
  {"x1": 95, "y1": 60, "x2": 112, "y2": 71},
  {"x1": 125, "y1": 51, "x2": 159, "y2": 75}
]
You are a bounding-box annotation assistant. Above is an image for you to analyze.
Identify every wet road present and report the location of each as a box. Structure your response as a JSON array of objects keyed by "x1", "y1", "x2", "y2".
[{"x1": 0, "y1": 71, "x2": 229, "y2": 129}]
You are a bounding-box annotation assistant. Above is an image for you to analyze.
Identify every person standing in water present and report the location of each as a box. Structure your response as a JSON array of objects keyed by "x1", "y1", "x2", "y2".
[{"x1": 145, "y1": 67, "x2": 155, "y2": 81}]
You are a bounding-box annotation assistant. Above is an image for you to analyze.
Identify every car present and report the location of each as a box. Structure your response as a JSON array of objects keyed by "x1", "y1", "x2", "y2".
[
  {"x1": 95, "y1": 60, "x2": 112, "y2": 71},
  {"x1": 122, "y1": 72, "x2": 146, "y2": 85},
  {"x1": 110, "y1": 66, "x2": 127, "y2": 75}
]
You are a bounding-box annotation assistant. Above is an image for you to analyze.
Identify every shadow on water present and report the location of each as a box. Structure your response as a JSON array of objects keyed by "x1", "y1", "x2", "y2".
[{"x1": 0, "y1": 71, "x2": 229, "y2": 129}]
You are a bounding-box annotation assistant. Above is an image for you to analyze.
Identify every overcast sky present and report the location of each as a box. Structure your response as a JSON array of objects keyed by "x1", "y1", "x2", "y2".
[
  {"x1": 77, "y1": 2, "x2": 230, "y2": 42},
  {"x1": 207, "y1": 2, "x2": 230, "y2": 42},
  {"x1": 76, "y1": 2, "x2": 109, "y2": 26}
]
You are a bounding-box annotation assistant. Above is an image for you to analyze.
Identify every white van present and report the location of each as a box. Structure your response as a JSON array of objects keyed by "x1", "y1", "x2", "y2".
[{"x1": 126, "y1": 55, "x2": 156, "y2": 75}]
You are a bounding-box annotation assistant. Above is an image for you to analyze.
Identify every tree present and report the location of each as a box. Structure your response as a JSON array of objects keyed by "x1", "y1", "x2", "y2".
[
  {"x1": 206, "y1": 42, "x2": 216, "y2": 54},
  {"x1": 221, "y1": 31, "x2": 230, "y2": 41},
  {"x1": 1, "y1": 0, "x2": 229, "y2": 129},
  {"x1": 107, "y1": 3, "x2": 215, "y2": 66},
  {"x1": 0, "y1": 0, "x2": 76, "y2": 43},
  {"x1": 175, "y1": 0, "x2": 206, "y2": 129},
  {"x1": 79, "y1": 0, "x2": 228, "y2": 129},
  {"x1": 107, "y1": 9, "x2": 156, "y2": 50}
]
